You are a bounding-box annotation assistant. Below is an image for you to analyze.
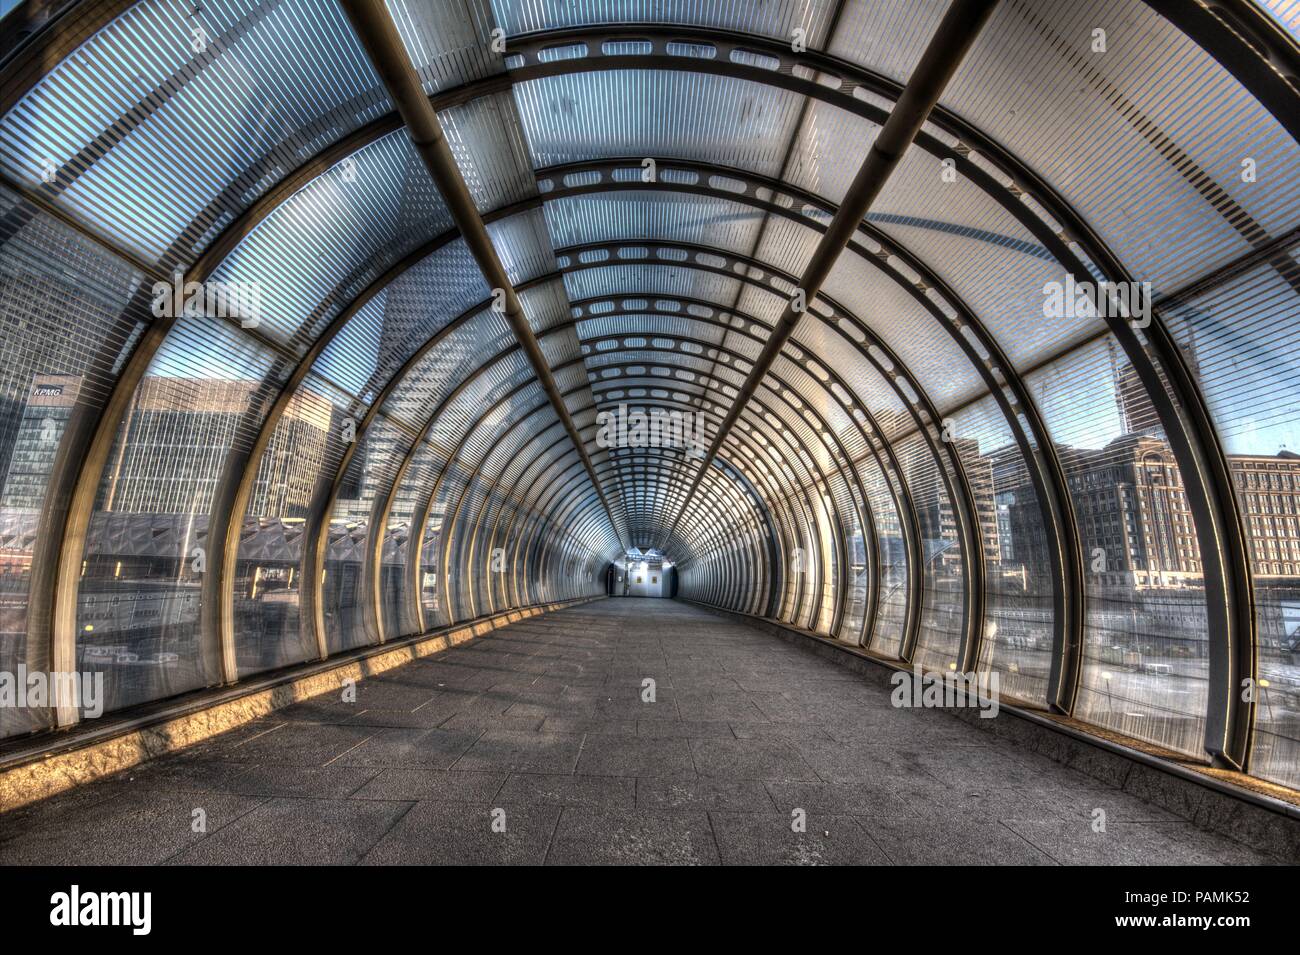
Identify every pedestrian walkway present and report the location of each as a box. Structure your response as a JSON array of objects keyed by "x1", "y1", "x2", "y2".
[{"x1": 0, "y1": 600, "x2": 1276, "y2": 865}]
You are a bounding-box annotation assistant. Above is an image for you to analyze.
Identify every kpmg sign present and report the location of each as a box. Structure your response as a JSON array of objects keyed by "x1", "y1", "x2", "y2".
[{"x1": 27, "y1": 375, "x2": 79, "y2": 407}]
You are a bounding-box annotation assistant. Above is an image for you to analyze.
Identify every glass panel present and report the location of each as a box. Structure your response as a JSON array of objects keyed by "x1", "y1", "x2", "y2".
[
  {"x1": 447, "y1": 478, "x2": 488, "y2": 615},
  {"x1": 515, "y1": 72, "x2": 804, "y2": 177},
  {"x1": 822, "y1": 251, "x2": 984, "y2": 413},
  {"x1": 209, "y1": 130, "x2": 452, "y2": 353},
  {"x1": 493, "y1": 0, "x2": 840, "y2": 46},
  {"x1": 1161, "y1": 243, "x2": 1300, "y2": 788},
  {"x1": 897, "y1": 431, "x2": 967, "y2": 673},
  {"x1": 950, "y1": 395, "x2": 1053, "y2": 707},
  {"x1": 0, "y1": 194, "x2": 146, "y2": 737},
  {"x1": 544, "y1": 192, "x2": 768, "y2": 265},
  {"x1": 321, "y1": 416, "x2": 412, "y2": 653},
  {"x1": 829, "y1": 0, "x2": 947, "y2": 83},
  {"x1": 313, "y1": 239, "x2": 487, "y2": 408},
  {"x1": 871, "y1": 148, "x2": 1105, "y2": 373},
  {"x1": 79, "y1": 318, "x2": 276, "y2": 714},
  {"x1": 861, "y1": 453, "x2": 909, "y2": 657},
  {"x1": 944, "y1": 0, "x2": 1299, "y2": 290},
  {"x1": 233, "y1": 374, "x2": 356, "y2": 676},
  {"x1": 389, "y1": 0, "x2": 503, "y2": 95},
  {"x1": 0, "y1": 0, "x2": 390, "y2": 266},
  {"x1": 1028, "y1": 337, "x2": 1209, "y2": 757}
]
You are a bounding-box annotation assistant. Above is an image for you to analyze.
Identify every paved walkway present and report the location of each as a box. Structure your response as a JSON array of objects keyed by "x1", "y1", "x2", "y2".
[{"x1": 0, "y1": 599, "x2": 1278, "y2": 864}]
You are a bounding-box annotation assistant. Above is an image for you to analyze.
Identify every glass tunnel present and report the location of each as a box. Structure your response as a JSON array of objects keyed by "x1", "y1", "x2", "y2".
[{"x1": 0, "y1": 0, "x2": 1299, "y2": 846}]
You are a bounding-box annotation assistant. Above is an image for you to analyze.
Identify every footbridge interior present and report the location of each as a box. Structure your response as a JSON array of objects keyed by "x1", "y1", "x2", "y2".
[{"x1": 0, "y1": 0, "x2": 1298, "y2": 867}]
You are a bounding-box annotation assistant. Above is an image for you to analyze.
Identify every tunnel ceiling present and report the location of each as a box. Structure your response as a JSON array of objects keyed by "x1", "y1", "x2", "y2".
[{"x1": 0, "y1": 0, "x2": 1299, "y2": 795}]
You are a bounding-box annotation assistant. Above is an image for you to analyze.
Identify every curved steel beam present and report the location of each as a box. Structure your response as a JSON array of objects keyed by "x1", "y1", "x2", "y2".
[
  {"x1": 456, "y1": 399, "x2": 768, "y2": 619},
  {"x1": 300, "y1": 306, "x2": 525, "y2": 658},
  {"x1": 579, "y1": 353, "x2": 873, "y2": 563},
  {"x1": 454, "y1": 331, "x2": 871, "y2": 635},
  {"x1": 582, "y1": 388, "x2": 851, "y2": 627},
  {"x1": 349, "y1": 346, "x2": 590, "y2": 642},
  {"x1": 400, "y1": 310, "x2": 883, "y2": 639},
  {"x1": 510, "y1": 21, "x2": 1262, "y2": 756},
  {"x1": 416, "y1": 343, "x2": 857, "y2": 628},
  {"x1": 557, "y1": 237, "x2": 974, "y2": 659},
  {"x1": 569, "y1": 305, "x2": 916, "y2": 644},
  {"x1": 207, "y1": 220, "x2": 504, "y2": 677},
  {"x1": 488, "y1": 382, "x2": 814, "y2": 603},
  {"x1": 539, "y1": 313, "x2": 920, "y2": 648},
  {"x1": 544, "y1": 158, "x2": 1081, "y2": 684},
  {"x1": 577, "y1": 445, "x2": 770, "y2": 565},
  {"x1": 652, "y1": 0, "x2": 993, "y2": 675},
  {"x1": 370, "y1": 353, "x2": 535, "y2": 639},
  {"x1": 366, "y1": 272, "x2": 920, "y2": 641},
  {"x1": 576, "y1": 334, "x2": 869, "y2": 634},
  {"x1": 341, "y1": 0, "x2": 624, "y2": 554},
  {"x1": 495, "y1": 418, "x2": 775, "y2": 607},
  {"x1": 14, "y1": 8, "x2": 1268, "y2": 750}
]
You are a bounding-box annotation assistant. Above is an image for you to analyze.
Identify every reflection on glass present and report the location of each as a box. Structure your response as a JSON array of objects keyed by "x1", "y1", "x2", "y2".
[
  {"x1": 0, "y1": 200, "x2": 144, "y2": 737},
  {"x1": 79, "y1": 319, "x2": 273, "y2": 714},
  {"x1": 1030, "y1": 339, "x2": 1209, "y2": 757}
]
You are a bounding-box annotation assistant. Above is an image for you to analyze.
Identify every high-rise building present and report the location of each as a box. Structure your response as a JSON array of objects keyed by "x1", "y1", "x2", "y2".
[
  {"x1": 1064, "y1": 433, "x2": 1202, "y2": 589},
  {"x1": 98, "y1": 376, "x2": 258, "y2": 515},
  {"x1": 1107, "y1": 333, "x2": 1202, "y2": 440},
  {"x1": 0, "y1": 373, "x2": 80, "y2": 511},
  {"x1": 248, "y1": 388, "x2": 335, "y2": 519},
  {"x1": 1231, "y1": 451, "x2": 1300, "y2": 579},
  {"x1": 992, "y1": 434, "x2": 1300, "y2": 589},
  {"x1": 98, "y1": 376, "x2": 332, "y2": 518},
  {"x1": 0, "y1": 203, "x2": 141, "y2": 513},
  {"x1": 991, "y1": 433, "x2": 1202, "y2": 590},
  {"x1": 912, "y1": 435, "x2": 1001, "y2": 572}
]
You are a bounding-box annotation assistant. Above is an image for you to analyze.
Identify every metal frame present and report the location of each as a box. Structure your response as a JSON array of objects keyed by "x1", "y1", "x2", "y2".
[
  {"x1": 340, "y1": 0, "x2": 626, "y2": 557},
  {"x1": 499, "y1": 20, "x2": 1267, "y2": 758},
  {"x1": 2, "y1": 3, "x2": 1284, "y2": 768},
  {"x1": 552, "y1": 286, "x2": 921, "y2": 648},
  {"x1": 551, "y1": 331, "x2": 867, "y2": 635},
  {"x1": 573, "y1": 319, "x2": 889, "y2": 641},
  {"x1": 386, "y1": 336, "x2": 865, "y2": 638},
  {"x1": 555, "y1": 237, "x2": 978, "y2": 661},
  {"x1": 541, "y1": 160, "x2": 1081, "y2": 682}
]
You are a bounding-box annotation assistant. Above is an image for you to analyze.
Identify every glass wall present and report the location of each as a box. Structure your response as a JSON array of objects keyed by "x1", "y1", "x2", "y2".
[
  {"x1": 80, "y1": 318, "x2": 280, "y2": 713},
  {"x1": 1162, "y1": 245, "x2": 1300, "y2": 788},
  {"x1": 233, "y1": 376, "x2": 355, "y2": 677},
  {"x1": 0, "y1": 193, "x2": 147, "y2": 737},
  {"x1": 950, "y1": 397, "x2": 1054, "y2": 708},
  {"x1": 1029, "y1": 339, "x2": 1209, "y2": 757}
]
